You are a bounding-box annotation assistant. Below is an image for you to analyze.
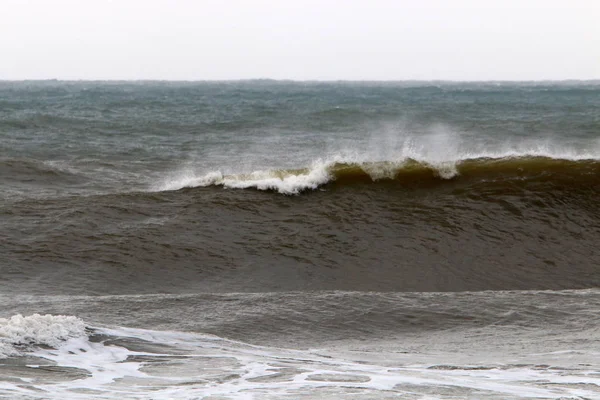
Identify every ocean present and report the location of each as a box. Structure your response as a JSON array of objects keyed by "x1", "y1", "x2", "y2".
[{"x1": 1, "y1": 80, "x2": 599, "y2": 399}]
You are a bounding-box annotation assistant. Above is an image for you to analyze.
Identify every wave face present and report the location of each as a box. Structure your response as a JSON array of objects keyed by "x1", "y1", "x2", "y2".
[{"x1": 2, "y1": 81, "x2": 600, "y2": 398}]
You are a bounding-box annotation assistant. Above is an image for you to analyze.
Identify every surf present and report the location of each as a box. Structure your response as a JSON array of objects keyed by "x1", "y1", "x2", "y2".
[{"x1": 2, "y1": 307, "x2": 599, "y2": 399}]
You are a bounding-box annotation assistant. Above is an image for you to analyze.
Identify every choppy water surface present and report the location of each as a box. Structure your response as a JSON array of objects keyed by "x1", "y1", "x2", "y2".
[{"x1": 1, "y1": 81, "x2": 599, "y2": 399}]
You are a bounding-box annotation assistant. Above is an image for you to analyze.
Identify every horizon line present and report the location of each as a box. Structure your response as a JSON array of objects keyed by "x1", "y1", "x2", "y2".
[{"x1": 1, "y1": 78, "x2": 600, "y2": 84}]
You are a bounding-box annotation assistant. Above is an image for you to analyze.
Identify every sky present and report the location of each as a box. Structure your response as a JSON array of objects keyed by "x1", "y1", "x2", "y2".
[{"x1": 1, "y1": 0, "x2": 599, "y2": 81}]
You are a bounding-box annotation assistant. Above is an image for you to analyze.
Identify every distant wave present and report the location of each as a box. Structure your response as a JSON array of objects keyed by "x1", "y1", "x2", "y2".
[
  {"x1": 0, "y1": 158, "x2": 80, "y2": 178},
  {"x1": 157, "y1": 152, "x2": 600, "y2": 195}
]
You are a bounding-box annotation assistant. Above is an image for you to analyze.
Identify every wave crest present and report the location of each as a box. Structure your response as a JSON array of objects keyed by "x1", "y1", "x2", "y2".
[{"x1": 156, "y1": 154, "x2": 600, "y2": 195}]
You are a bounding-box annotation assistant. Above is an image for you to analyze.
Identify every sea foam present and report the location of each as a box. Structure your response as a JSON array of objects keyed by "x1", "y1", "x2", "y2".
[
  {"x1": 0, "y1": 314, "x2": 86, "y2": 358},
  {"x1": 1, "y1": 315, "x2": 598, "y2": 399}
]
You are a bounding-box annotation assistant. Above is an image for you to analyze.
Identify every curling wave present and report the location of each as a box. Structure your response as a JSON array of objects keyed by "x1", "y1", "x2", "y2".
[{"x1": 158, "y1": 154, "x2": 600, "y2": 195}]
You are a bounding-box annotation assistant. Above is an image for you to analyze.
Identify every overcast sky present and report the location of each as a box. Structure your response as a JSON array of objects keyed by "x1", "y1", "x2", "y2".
[{"x1": 1, "y1": 0, "x2": 598, "y2": 80}]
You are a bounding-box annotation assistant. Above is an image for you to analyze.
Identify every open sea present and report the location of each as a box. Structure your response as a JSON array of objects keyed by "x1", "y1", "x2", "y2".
[{"x1": 1, "y1": 80, "x2": 599, "y2": 399}]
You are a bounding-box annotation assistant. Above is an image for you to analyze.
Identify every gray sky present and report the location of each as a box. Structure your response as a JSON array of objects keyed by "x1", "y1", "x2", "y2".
[{"x1": 1, "y1": 0, "x2": 599, "y2": 80}]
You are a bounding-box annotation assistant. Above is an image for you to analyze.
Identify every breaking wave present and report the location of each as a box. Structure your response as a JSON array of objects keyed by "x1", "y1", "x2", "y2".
[{"x1": 158, "y1": 153, "x2": 600, "y2": 195}]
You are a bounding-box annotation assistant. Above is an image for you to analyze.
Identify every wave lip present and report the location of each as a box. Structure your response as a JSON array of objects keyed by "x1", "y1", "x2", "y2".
[
  {"x1": 159, "y1": 163, "x2": 332, "y2": 195},
  {"x1": 157, "y1": 152, "x2": 600, "y2": 195}
]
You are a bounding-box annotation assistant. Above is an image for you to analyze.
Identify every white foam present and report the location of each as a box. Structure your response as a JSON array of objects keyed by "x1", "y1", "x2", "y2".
[
  {"x1": 2, "y1": 318, "x2": 599, "y2": 399},
  {"x1": 0, "y1": 314, "x2": 86, "y2": 358},
  {"x1": 32, "y1": 334, "x2": 147, "y2": 386},
  {"x1": 157, "y1": 160, "x2": 333, "y2": 195}
]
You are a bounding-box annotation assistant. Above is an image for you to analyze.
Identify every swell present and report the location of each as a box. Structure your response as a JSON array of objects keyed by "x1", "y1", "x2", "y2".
[
  {"x1": 0, "y1": 158, "x2": 84, "y2": 184},
  {"x1": 3, "y1": 289, "x2": 600, "y2": 350}
]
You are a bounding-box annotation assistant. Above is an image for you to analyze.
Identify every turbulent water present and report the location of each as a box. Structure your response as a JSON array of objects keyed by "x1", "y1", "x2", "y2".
[{"x1": 1, "y1": 81, "x2": 600, "y2": 399}]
